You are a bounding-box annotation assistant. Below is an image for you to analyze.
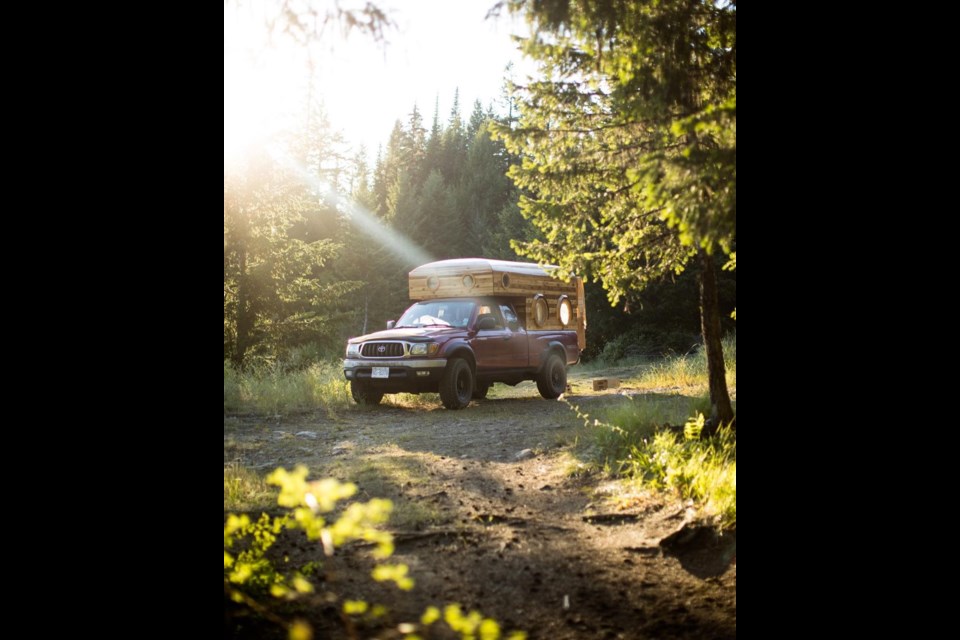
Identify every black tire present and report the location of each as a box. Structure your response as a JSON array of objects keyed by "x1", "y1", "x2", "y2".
[
  {"x1": 439, "y1": 358, "x2": 473, "y2": 410},
  {"x1": 536, "y1": 353, "x2": 567, "y2": 400},
  {"x1": 351, "y1": 381, "x2": 384, "y2": 406},
  {"x1": 472, "y1": 382, "x2": 491, "y2": 400}
]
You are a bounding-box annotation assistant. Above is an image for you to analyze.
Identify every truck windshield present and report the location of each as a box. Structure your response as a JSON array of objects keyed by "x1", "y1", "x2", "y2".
[{"x1": 395, "y1": 300, "x2": 476, "y2": 328}]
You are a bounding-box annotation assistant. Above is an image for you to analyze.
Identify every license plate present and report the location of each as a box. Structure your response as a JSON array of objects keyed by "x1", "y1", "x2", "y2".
[{"x1": 371, "y1": 367, "x2": 390, "y2": 379}]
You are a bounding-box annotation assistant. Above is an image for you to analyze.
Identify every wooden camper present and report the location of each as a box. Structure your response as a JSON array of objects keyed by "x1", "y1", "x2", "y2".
[{"x1": 408, "y1": 258, "x2": 587, "y2": 351}]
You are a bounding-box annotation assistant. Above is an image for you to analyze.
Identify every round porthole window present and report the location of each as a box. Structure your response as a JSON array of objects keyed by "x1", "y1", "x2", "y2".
[
  {"x1": 533, "y1": 295, "x2": 548, "y2": 327},
  {"x1": 501, "y1": 273, "x2": 510, "y2": 288},
  {"x1": 427, "y1": 276, "x2": 439, "y2": 291},
  {"x1": 462, "y1": 274, "x2": 475, "y2": 288},
  {"x1": 558, "y1": 296, "x2": 572, "y2": 327}
]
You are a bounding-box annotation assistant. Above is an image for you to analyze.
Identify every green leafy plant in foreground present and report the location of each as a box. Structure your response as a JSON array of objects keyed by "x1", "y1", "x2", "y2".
[
  {"x1": 625, "y1": 414, "x2": 737, "y2": 526},
  {"x1": 224, "y1": 465, "x2": 526, "y2": 640},
  {"x1": 570, "y1": 401, "x2": 737, "y2": 527}
]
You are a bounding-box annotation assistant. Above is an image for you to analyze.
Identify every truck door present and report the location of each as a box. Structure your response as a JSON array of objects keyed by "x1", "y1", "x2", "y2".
[
  {"x1": 471, "y1": 304, "x2": 513, "y2": 372},
  {"x1": 499, "y1": 303, "x2": 529, "y2": 368}
]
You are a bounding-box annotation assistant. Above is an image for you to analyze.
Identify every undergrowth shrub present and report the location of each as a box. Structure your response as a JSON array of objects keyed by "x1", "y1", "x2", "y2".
[{"x1": 224, "y1": 465, "x2": 526, "y2": 640}]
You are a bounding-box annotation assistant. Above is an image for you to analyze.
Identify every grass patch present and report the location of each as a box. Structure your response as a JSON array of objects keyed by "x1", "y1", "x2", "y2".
[
  {"x1": 224, "y1": 360, "x2": 352, "y2": 414},
  {"x1": 224, "y1": 463, "x2": 277, "y2": 511},
  {"x1": 621, "y1": 333, "x2": 736, "y2": 392},
  {"x1": 624, "y1": 423, "x2": 736, "y2": 526},
  {"x1": 589, "y1": 395, "x2": 711, "y2": 462},
  {"x1": 575, "y1": 394, "x2": 737, "y2": 527}
]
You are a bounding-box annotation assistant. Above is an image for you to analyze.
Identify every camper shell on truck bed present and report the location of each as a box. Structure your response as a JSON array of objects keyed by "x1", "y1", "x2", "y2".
[
  {"x1": 408, "y1": 259, "x2": 586, "y2": 351},
  {"x1": 343, "y1": 258, "x2": 586, "y2": 410}
]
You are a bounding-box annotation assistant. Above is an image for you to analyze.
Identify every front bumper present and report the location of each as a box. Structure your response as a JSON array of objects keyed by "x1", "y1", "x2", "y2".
[{"x1": 343, "y1": 358, "x2": 447, "y2": 388}]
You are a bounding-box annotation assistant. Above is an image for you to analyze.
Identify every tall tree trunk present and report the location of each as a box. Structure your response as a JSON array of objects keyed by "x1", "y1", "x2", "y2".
[
  {"x1": 233, "y1": 244, "x2": 251, "y2": 368},
  {"x1": 699, "y1": 249, "x2": 734, "y2": 435}
]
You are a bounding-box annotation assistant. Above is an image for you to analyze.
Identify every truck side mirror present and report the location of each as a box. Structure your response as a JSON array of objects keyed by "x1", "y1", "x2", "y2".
[
  {"x1": 477, "y1": 316, "x2": 497, "y2": 331},
  {"x1": 386, "y1": 320, "x2": 396, "y2": 329}
]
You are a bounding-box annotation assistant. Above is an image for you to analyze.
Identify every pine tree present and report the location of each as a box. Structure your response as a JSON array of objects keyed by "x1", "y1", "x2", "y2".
[
  {"x1": 467, "y1": 99, "x2": 486, "y2": 142},
  {"x1": 381, "y1": 120, "x2": 405, "y2": 218},
  {"x1": 424, "y1": 95, "x2": 443, "y2": 175},
  {"x1": 402, "y1": 103, "x2": 427, "y2": 184},
  {"x1": 496, "y1": 0, "x2": 737, "y2": 430},
  {"x1": 224, "y1": 146, "x2": 354, "y2": 365},
  {"x1": 441, "y1": 89, "x2": 467, "y2": 184},
  {"x1": 458, "y1": 123, "x2": 517, "y2": 256}
]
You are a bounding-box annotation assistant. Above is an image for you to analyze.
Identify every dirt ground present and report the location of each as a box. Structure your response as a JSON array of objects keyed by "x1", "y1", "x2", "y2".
[{"x1": 224, "y1": 385, "x2": 736, "y2": 639}]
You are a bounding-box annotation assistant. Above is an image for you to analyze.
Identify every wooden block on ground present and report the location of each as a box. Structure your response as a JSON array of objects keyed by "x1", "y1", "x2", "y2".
[{"x1": 592, "y1": 378, "x2": 621, "y2": 391}]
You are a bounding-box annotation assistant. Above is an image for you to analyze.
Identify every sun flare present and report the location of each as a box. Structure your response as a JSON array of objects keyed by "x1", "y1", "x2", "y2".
[{"x1": 223, "y1": 7, "x2": 309, "y2": 161}]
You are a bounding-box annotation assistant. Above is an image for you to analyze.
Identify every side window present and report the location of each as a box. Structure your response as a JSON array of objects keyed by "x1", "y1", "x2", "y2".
[
  {"x1": 500, "y1": 304, "x2": 521, "y2": 330},
  {"x1": 476, "y1": 304, "x2": 504, "y2": 330}
]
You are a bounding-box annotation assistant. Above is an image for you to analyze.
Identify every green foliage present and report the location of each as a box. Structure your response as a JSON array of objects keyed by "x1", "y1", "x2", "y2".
[
  {"x1": 224, "y1": 467, "x2": 392, "y2": 597},
  {"x1": 580, "y1": 395, "x2": 710, "y2": 465},
  {"x1": 574, "y1": 399, "x2": 737, "y2": 526},
  {"x1": 223, "y1": 465, "x2": 397, "y2": 637},
  {"x1": 495, "y1": 0, "x2": 736, "y2": 304},
  {"x1": 224, "y1": 464, "x2": 526, "y2": 640},
  {"x1": 224, "y1": 139, "x2": 362, "y2": 366},
  {"x1": 627, "y1": 420, "x2": 737, "y2": 526}
]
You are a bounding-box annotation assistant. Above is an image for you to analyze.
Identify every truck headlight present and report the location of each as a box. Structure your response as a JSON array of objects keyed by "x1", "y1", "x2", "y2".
[
  {"x1": 409, "y1": 343, "x2": 439, "y2": 356},
  {"x1": 346, "y1": 343, "x2": 360, "y2": 357}
]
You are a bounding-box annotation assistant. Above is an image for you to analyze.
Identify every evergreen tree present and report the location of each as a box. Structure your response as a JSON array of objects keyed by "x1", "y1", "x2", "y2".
[
  {"x1": 424, "y1": 96, "x2": 443, "y2": 175},
  {"x1": 467, "y1": 99, "x2": 486, "y2": 141},
  {"x1": 402, "y1": 103, "x2": 427, "y2": 183},
  {"x1": 337, "y1": 150, "x2": 403, "y2": 336},
  {"x1": 458, "y1": 124, "x2": 516, "y2": 256},
  {"x1": 417, "y1": 170, "x2": 457, "y2": 258},
  {"x1": 441, "y1": 89, "x2": 467, "y2": 183},
  {"x1": 372, "y1": 144, "x2": 389, "y2": 217},
  {"x1": 382, "y1": 120, "x2": 405, "y2": 218},
  {"x1": 496, "y1": 0, "x2": 737, "y2": 430},
  {"x1": 224, "y1": 147, "x2": 354, "y2": 365}
]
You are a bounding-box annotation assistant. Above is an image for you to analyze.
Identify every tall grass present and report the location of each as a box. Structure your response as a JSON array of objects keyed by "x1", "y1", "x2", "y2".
[
  {"x1": 590, "y1": 395, "x2": 711, "y2": 462},
  {"x1": 627, "y1": 333, "x2": 736, "y2": 391},
  {"x1": 223, "y1": 360, "x2": 352, "y2": 414}
]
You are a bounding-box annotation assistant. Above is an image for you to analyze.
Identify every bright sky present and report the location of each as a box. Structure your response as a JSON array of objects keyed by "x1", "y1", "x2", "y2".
[{"x1": 224, "y1": 0, "x2": 530, "y2": 162}]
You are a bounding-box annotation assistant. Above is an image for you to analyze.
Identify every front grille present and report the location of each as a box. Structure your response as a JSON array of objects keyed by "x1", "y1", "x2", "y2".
[{"x1": 360, "y1": 342, "x2": 405, "y2": 358}]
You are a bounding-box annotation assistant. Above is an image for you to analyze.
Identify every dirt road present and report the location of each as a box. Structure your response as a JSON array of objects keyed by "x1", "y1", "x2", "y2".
[{"x1": 224, "y1": 386, "x2": 736, "y2": 639}]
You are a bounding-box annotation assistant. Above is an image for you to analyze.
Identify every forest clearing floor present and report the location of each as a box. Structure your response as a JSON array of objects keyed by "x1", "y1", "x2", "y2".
[{"x1": 224, "y1": 375, "x2": 736, "y2": 639}]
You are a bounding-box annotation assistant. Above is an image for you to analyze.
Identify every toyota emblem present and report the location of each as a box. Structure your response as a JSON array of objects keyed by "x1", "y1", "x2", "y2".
[{"x1": 377, "y1": 345, "x2": 386, "y2": 354}]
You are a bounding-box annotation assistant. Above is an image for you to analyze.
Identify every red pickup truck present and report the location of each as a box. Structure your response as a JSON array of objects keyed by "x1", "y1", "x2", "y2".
[{"x1": 343, "y1": 259, "x2": 586, "y2": 409}]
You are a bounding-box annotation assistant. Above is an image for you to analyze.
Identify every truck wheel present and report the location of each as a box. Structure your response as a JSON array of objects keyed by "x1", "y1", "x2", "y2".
[
  {"x1": 472, "y1": 382, "x2": 490, "y2": 400},
  {"x1": 351, "y1": 381, "x2": 384, "y2": 406},
  {"x1": 440, "y1": 358, "x2": 473, "y2": 410},
  {"x1": 537, "y1": 353, "x2": 567, "y2": 400}
]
